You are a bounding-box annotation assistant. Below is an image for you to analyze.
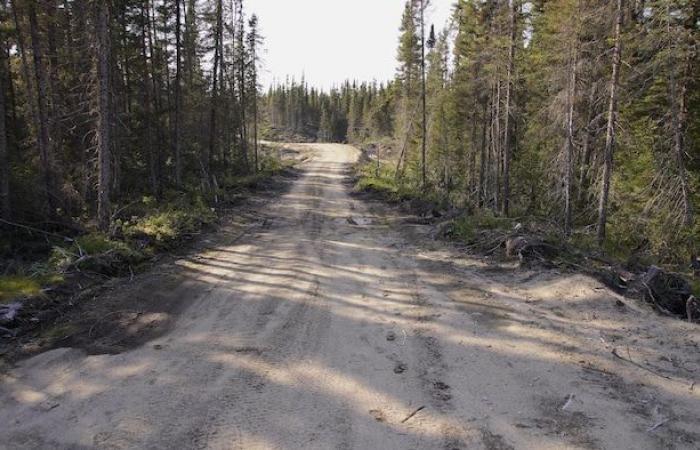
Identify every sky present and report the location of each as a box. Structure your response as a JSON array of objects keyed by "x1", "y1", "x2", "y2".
[{"x1": 245, "y1": 0, "x2": 454, "y2": 90}]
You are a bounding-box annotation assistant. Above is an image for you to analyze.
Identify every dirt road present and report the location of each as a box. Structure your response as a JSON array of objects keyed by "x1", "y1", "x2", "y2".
[{"x1": 1, "y1": 144, "x2": 699, "y2": 449}]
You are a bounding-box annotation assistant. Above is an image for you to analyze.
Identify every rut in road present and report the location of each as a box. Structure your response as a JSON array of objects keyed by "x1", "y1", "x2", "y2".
[{"x1": 1, "y1": 144, "x2": 699, "y2": 450}]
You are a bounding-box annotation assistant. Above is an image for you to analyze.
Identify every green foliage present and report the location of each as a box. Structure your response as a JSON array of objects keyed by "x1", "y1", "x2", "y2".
[
  {"x1": 76, "y1": 233, "x2": 135, "y2": 256},
  {"x1": 355, "y1": 164, "x2": 399, "y2": 197},
  {"x1": 49, "y1": 233, "x2": 143, "y2": 274},
  {"x1": 120, "y1": 201, "x2": 216, "y2": 249},
  {"x1": 452, "y1": 212, "x2": 514, "y2": 243},
  {"x1": 0, "y1": 272, "x2": 65, "y2": 302}
]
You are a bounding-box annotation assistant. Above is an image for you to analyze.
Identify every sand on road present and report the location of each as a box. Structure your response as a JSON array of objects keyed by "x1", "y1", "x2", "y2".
[{"x1": 1, "y1": 144, "x2": 699, "y2": 449}]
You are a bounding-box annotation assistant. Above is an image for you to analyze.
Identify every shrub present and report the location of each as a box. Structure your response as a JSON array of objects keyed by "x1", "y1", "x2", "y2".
[
  {"x1": 50, "y1": 233, "x2": 143, "y2": 274},
  {"x1": 122, "y1": 203, "x2": 216, "y2": 248}
]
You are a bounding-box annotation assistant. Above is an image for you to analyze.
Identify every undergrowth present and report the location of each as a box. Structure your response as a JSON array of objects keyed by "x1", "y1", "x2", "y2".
[
  {"x1": 354, "y1": 159, "x2": 697, "y2": 279},
  {"x1": 1, "y1": 155, "x2": 289, "y2": 303}
]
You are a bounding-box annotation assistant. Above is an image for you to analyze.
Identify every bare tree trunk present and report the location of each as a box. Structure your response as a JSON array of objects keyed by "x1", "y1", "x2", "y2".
[
  {"x1": 469, "y1": 87, "x2": 478, "y2": 200},
  {"x1": 478, "y1": 100, "x2": 488, "y2": 208},
  {"x1": 174, "y1": 0, "x2": 183, "y2": 187},
  {"x1": 596, "y1": 0, "x2": 623, "y2": 245},
  {"x1": 394, "y1": 110, "x2": 416, "y2": 181},
  {"x1": 96, "y1": 0, "x2": 111, "y2": 231},
  {"x1": 45, "y1": 0, "x2": 63, "y2": 183},
  {"x1": 493, "y1": 79, "x2": 501, "y2": 211},
  {"x1": 236, "y1": 0, "x2": 248, "y2": 172},
  {"x1": 486, "y1": 87, "x2": 496, "y2": 208},
  {"x1": 564, "y1": 45, "x2": 577, "y2": 236},
  {"x1": 117, "y1": 4, "x2": 131, "y2": 115},
  {"x1": 502, "y1": 0, "x2": 517, "y2": 217},
  {"x1": 27, "y1": 0, "x2": 55, "y2": 214},
  {"x1": 252, "y1": 47, "x2": 259, "y2": 173},
  {"x1": 577, "y1": 84, "x2": 597, "y2": 205},
  {"x1": 147, "y1": 0, "x2": 163, "y2": 196},
  {"x1": 419, "y1": 0, "x2": 427, "y2": 189},
  {"x1": 138, "y1": 2, "x2": 157, "y2": 196},
  {"x1": 667, "y1": 7, "x2": 693, "y2": 228},
  {"x1": 208, "y1": 0, "x2": 222, "y2": 186},
  {"x1": 673, "y1": 79, "x2": 692, "y2": 227},
  {"x1": 0, "y1": 39, "x2": 9, "y2": 219}
]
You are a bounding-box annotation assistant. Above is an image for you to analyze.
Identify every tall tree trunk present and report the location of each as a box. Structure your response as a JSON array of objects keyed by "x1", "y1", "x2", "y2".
[
  {"x1": 673, "y1": 78, "x2": 692, "y2": 227},
  {"x1": 469, "y1": 101, "x2": 478, "y2": 199},
  {"x1": 208, "y1": 0, "x2": 222, "y2": 185},
  {"x1": 564, "y1": 45, "x2": 577, "y2": 236},
  {"x1": 236, "y1": 0, "x2": 248, "y2": 172},
  {"x1": 147, "y1": 0, "x2": 163, "y2": 196},
  {"x1": 252, "y1": 47, "x2": 259, "y2": 173},
  {"x1": 27, "y1": 0, "x2": 55, "y2": 214},
  {"x1": 577, "y1": 84, "x2": 597, "y2": 205},
  {"x1": 45, "y1": 0, "x2": 63, "y2": 179},
  {"x1": 184, "y1": 0, "x2": 196, "y2": 88},
  {"x1": 502, "y1": 0, "x2": 517, "y2": 217},
  {"x1": 596, "y1": 0, "x2": 623, "y2": 245},
  {"x1": 667, "y1": 7, "x2": 693, "y2": 228},
  {"x1": 0, "y1": 38, "x2": 9, "y2": 219},
  {"x1": 493, "y1": 78, "x2": 501, "y2": 211},
  {"x1": 420, "y1": 0, "x2": 427, "y2": 189},
  {"x1": 140, "y1": 1, "x2": 157, "y2": 195},
  {"x1": 118, "y1": 4, "x2": 131, "y2": 114},
  {"x1": 174, "y1": 0, "x2": 183, "y2": 187},
  {"x1": 478, "y1": 100, "x2": 488, "y2": 208},
  {"x1": 96, "y1": 0, "x2": 111, "y2": 231}
]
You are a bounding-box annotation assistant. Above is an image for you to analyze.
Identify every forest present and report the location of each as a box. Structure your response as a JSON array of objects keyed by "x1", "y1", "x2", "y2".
[
  {"x1": 264, "y1": 0, "x2": 699, "y2": 264},
  {"x1": 1, "y1": 2, "x2": 699, "y2": 446},
  {"x1": 0, "y1": 0, "x2": 698, "y2": 298},
  {"x1": 0, "y1": 0, "x2": 263, "y2": 232}
]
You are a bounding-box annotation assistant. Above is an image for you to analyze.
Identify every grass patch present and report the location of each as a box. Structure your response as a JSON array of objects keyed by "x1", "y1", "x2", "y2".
[
  {"x1": 354, "y1": 162, "x2": 425, "y2": 202},
  {"x1": 452, "y1": 212, "x2": 514, "y2": 243},
  {"x1": 123, "y1": 208, "x2": 215, "y2": 247},
  {"x1": 355, "y1": 174, "x2": 399, "y2": 197},
  {"x1": 0, "y1": 276, "x2": 43, "y2": 302},
  {"x1": 0, "y1": 272, "x2": 64, "y2": 302}
]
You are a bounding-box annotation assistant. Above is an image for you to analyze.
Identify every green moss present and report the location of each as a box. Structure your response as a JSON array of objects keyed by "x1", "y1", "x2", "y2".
[{"x1": 0, "y1": 276, "x2": 43, "y2": 301}]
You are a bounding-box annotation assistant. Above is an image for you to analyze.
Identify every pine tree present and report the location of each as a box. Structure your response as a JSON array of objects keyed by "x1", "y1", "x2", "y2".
[
  {"x1": 597, "y1": 0, "x2": 624, "y2": 244},
  {"x1": 0, "y1": 16, "x2": 9, "y2": 220},
  {"x1": 96, "y1": 0, "x2": 112, "y2": 231}
]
